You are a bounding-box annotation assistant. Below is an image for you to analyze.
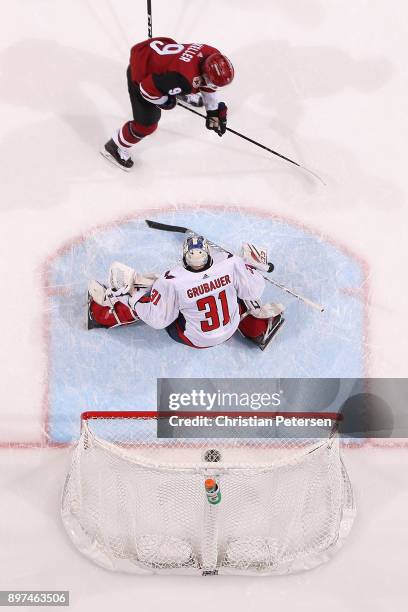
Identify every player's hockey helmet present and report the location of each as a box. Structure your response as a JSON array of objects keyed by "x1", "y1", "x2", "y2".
[
  {"x1": 183, "y1": 235, "x2": 210, "y2": 270},
  {"x1": 202, "y1": 53, "x2": 234, "y2": 87}
]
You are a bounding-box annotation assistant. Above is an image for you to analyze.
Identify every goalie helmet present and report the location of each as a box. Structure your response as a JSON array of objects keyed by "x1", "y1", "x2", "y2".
[
  {"x1": 183, "y1": 235, "x2": 211, "y2": 271},
  {"x1": 202, "y1": 53, "x2": 234, "y2": 87}
]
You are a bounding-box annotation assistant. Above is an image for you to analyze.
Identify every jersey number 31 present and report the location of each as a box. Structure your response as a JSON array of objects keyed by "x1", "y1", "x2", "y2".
[{"x1": 197, "y1": 290, "x2": 230, "y2": 332}]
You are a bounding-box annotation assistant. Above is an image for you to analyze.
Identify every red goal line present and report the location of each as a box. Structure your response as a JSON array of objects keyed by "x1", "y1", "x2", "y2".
[{"x1": 81, "y1": 411, "x2": 342, "y2": 421}]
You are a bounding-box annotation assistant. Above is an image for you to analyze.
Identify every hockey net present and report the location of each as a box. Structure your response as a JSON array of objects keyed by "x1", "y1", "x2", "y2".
[{"x1": 61, "y1": 411, "x2": 355, "y2": 575}]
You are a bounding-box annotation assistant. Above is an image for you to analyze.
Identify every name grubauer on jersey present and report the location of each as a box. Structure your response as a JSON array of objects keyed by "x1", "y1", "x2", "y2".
[{"x1": 133, "y1": 252, "x2": 265, "y2": 348}]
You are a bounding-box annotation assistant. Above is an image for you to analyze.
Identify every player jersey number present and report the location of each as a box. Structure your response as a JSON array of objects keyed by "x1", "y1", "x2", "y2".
[
  {"x1": 150, "y1": 41, "x2": 185, "y2": 55},
  {"x1": 197, "y1": 290, "x2": 231, "y2": 332},
  {"x1": 150, "y1": 289, "x2": 161, "y2": 305}
]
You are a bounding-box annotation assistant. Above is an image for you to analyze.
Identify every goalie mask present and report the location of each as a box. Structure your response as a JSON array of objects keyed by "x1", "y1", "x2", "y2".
[{"x1": 183, "y1": 235, "x2": 211, "y2": 271}]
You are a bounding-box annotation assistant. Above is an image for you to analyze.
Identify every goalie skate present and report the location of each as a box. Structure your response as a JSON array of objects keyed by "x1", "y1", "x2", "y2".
[
  {"x1": 87, "y1": 281, "x2": 109, "y2": 329},
  {"x1": 101, "y1": 139, "x2": 134, "y2": 171},
  {"x1": 257, "y1": 314, "x2": 285, "y2": 351}
]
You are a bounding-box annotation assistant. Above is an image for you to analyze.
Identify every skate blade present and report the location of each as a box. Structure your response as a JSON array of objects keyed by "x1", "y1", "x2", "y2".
[
  {"x1": 100, "y1": 149, "x2": 133, "y2": 172},
  {"x1": 259, "y1": 317, "x2": 285, "y2": 351}
]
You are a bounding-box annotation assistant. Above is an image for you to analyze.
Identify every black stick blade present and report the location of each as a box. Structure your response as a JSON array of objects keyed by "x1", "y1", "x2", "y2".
[{"x1": 145, "y1": 219, "x2": 190, "y2": 234}]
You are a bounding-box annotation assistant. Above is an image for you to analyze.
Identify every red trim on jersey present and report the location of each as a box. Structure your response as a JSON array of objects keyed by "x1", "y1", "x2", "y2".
[
  {"x1": 175, "y1": 320, "x2": 207, "y2": 349},
  {"x1": 139, "y1": 75, "x2": 166, "y2": 102}
]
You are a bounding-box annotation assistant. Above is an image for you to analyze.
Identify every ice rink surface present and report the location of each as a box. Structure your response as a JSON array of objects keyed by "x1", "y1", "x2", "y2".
[{"x1": 1, "y1": 0, "x2": 408, "y2": 609}]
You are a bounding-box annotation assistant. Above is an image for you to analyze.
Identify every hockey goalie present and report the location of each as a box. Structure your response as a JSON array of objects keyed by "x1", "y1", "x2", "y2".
[{"x1": 88, "y1": 236, "x2": 285, "y2": 351}]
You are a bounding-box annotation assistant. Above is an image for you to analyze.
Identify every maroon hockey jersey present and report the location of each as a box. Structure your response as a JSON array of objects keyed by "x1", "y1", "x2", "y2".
[{"x1": 129, "y1": 37, "x2": 220, "y2": 105}]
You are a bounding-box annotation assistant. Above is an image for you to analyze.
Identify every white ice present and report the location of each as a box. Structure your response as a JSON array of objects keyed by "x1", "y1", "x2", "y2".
[{"x1": 0, "y1": 0, "x2": 407, "y2": 609}]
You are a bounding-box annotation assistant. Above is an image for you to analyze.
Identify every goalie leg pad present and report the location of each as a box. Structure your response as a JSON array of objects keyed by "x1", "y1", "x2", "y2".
[
  {"x1": 88, "y1": 279, "x2": 109, "y2": 306},
  {"x1": 239, "y1": 314, "x2": 269, "y2": 339},
  {"x1": 238, "y1": 300, "x2": 285, "y2": 350},
  {"x1": 239, "y1": 313, "x2": 285, "y2": 350},
  {"x1": 88, "y1": 299, "x2": 139, "y2": 329}
]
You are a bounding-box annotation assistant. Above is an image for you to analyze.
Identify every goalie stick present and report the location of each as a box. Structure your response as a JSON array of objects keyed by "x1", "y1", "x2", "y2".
[{"x1": 145, "y1": 219, "x2": 325, "y2": 312}]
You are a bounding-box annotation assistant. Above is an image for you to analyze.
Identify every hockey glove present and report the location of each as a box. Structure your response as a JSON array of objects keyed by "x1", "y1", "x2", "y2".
[
  {"x1": 158, "y1": 95, "x2": 177, "y2": 110},
  {"x1": 245, "y1": 301, "x2": 285, "y2": 319},
  {"x1": 206, "y1": 102, "x2": 227, "y2": 136}
]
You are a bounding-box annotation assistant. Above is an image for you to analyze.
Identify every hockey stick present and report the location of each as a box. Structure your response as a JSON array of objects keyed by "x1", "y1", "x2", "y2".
[
  {"x1": 147, "y1": 0, "x2": 153, "y2": 38},
  {"x1": 146, "y1": 219, "x2": 325, "y2": 312},
  {"x1": 145, "y1": 1, "x2": 323, "y2": 184},
  {"x1": 177, "y1": 101, "x2": 326, "y2": 186},
  {"x1": 145, "y1": 3, "x2": 323, "y2": 184}
]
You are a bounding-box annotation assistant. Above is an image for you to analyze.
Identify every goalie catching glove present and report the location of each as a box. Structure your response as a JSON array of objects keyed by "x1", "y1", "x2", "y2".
[
  {"x1": 206, "y1": 102, "x2": 228, "y2": 136},
  {"x1": 241, "y1": 243, "x2": 274, "y2": 273}
]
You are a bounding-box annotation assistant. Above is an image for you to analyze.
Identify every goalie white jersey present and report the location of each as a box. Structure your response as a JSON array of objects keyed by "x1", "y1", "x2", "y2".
[{"x1": 133, "y1": 252, "x2": 265, "y2": 348}]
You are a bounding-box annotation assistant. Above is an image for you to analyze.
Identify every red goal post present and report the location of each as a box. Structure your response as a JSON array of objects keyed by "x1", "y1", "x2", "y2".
[{"x1": 80, "y1": 410, "x2": 342, "y2": 448}]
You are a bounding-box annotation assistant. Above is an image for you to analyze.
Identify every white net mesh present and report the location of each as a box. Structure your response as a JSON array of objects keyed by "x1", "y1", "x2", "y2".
[{"x1": 61, "y1": 414, "x2": 355, "y2": 575}]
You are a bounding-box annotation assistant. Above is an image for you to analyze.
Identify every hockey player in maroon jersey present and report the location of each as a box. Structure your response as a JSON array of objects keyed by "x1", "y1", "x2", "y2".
[
  {"x1": 102, "y1": 37, "x2": 234, "y2": 170},
  {"x1": 87, "y1": 237, "x2": 285, "y2": 351}
]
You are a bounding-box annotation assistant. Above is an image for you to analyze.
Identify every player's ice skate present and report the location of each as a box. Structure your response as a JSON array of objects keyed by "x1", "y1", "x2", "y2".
[{"x1": 101, "y1": 137, "x2": 134, "y2": 171}]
